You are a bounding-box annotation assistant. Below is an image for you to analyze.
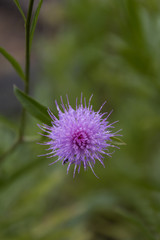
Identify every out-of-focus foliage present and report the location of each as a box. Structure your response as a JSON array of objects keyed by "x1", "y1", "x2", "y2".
[{"x1": 0, "y1": 0, "x2": 160, "y2": 239}]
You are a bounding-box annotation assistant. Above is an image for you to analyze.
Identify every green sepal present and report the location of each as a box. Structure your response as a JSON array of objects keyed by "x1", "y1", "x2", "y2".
[{"x1": 110, "y1": 136, "x2": 126, "y2": 145}]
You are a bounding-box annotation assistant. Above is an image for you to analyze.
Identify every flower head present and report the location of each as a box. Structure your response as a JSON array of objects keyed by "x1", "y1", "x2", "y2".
[{"x1": 38, "y1": 95, "x2": 120, "y2": 178}]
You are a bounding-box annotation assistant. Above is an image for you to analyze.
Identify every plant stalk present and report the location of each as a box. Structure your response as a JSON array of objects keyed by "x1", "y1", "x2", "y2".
[
  {"x1": 19, "y1": 0, "x2": 34, "y2": 140},
  {"x1": 0, "y1": 0, "x2": 35, "y2": 162}
]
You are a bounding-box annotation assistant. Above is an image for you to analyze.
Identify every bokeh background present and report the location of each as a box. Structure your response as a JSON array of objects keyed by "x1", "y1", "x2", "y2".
[{"x1": 0, "y1": 0, "x2": 160, "y2": 239}]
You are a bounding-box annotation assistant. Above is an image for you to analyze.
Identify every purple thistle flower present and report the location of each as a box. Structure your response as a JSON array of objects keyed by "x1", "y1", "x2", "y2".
[{"x1": 38, "y1": 95, "x2": 121, "y2": 178}]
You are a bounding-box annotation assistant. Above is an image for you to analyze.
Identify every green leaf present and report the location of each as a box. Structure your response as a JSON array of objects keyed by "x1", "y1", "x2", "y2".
[
  {"x1": 14, "y1": 86, "x2": 51, "y2": 125},
  {"x1": 13, "y1": 0, "x2": 26, "y2": 22},
  {"x1": 110, "y1": 136, "x2": 126, "y2": 145},
  {"x1": 0, "y1": 47, "x2": 25, "y2": 81},
  {"x1": 30, "y1": 0, "x2": 43, "y2": 48}
]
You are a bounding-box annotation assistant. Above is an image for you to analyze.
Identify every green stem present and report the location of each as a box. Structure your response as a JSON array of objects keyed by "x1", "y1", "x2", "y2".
[
  {"x1": 19, "y1": 0, "x2": 34, "y2": 140},
  {"x1": 25, "y1": 0, "x2": 34, "y2": 89},
  {"x1": 0, "y1": 0, "x2": 35, "y2": 162}
]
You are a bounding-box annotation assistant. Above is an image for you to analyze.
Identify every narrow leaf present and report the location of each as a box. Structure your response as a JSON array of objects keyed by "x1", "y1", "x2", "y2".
[
  {"x1": 0, "y1": 47, "x2": 25, "y2": 81},
  {"x1": 14, "y1": 86, "x2": 51, "y2": 125},
  {"x1": 110, "y1": 136, "x2": 126, "y2": 145},
  {"x1": 14, "y1": 0, "x2": 26, "y2": 22},
  {"x1": 30, "y1": 0, "x2": 43, "y2": 48}
]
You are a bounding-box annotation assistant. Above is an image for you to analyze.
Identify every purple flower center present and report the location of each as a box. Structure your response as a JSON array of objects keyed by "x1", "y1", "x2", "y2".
[{"x1": 72, "y1": 131, "x2": 89, "y2": 150}]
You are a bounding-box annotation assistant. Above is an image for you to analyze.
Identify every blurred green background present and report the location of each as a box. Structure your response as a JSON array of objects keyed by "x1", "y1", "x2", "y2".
[{"x1": 0, "y1": 0, "x2": 160, "y2": 239}]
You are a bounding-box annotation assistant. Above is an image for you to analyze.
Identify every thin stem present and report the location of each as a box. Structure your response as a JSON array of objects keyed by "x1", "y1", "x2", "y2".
[
  {"x1": 25, "y1": 0, "x2": 34, "y2": 89},
  {"x1": 0, "y1": 0, "x2": 35, "y2": 162},
  {"x1": 19, "y1": 0, "x2": 34, "y2": 140}
]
